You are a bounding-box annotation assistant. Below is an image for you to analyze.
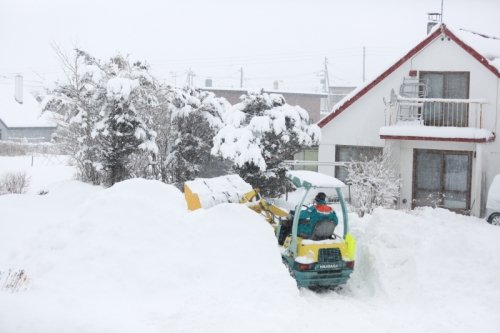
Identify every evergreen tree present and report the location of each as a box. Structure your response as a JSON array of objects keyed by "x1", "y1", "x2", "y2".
[
  {"x1": 212, "y1": 91, "x2": 320, "y2": 197},
  {"x1": 98, "y1": 93, "x2": 156, "y2": 186},
  {"x1": 96, "y1": 56, "x2": 158, "y2": 186},
  {"x1": 165, "y1": 88, "x2": 230, "y2": 187}
]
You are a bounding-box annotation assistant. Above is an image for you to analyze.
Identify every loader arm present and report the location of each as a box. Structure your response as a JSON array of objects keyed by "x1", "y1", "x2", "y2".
[{"x1": 240, "y1": 188, "x2": 289, "y2": 224}]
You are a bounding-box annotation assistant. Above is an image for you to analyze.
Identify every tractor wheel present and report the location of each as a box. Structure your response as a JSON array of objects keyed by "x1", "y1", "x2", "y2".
[{"x1": 487, "y1": 213, "x2": 500, "y2": 226}]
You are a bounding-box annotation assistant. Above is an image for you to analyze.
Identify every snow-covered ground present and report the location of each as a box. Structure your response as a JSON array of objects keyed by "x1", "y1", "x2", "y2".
[{"x1": 1, "y1": 155, "x2": 500, "y2": 332}]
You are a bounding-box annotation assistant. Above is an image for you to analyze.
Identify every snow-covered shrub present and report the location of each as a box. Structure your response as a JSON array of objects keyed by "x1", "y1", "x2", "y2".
[
  {"x1": 0, "y1": 269, "x2": 29, "y2": 292},
  {"x1": 0, "y1": 172, "x2": 31, "y2": 194},
  {"x1": 345, "y1": 151, "x2": 400, "y2": 217},
  {"x1": 212, "y1": 91, "x2": 320, "y2": 197}
]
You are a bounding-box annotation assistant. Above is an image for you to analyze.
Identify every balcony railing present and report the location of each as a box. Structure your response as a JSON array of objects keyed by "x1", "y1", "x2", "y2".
[{"x1": 390, "y1": 96, "x2": 487, "y2": 129}]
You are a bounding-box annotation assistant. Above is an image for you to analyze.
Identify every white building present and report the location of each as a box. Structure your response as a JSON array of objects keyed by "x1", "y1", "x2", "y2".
[
  {"x1": 317, "y1": 24, "x2": 500, "y2": 217},
  {"x1": 0, "y1": 75, "x2": 57, "y2": 142}
]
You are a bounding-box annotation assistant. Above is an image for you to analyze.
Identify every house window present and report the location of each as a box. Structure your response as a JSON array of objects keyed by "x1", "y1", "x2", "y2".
[
  {"x1": 293, "y1": 147, "x2": 318, "y2": 172},
  {"x1": 412, "y1": 149, "x2": 472, "y2": 213},
  {"x1": 335, "y1": 145, "x2": 383, "y2": 182},
  {"x1": 419, "y1": 71, "x2": 470, "y2": 127}
]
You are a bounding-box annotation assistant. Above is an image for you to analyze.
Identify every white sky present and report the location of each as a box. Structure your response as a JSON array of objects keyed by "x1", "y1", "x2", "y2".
[{"x1": 1, "y1": 0, "x2": 499, "y2": 93}]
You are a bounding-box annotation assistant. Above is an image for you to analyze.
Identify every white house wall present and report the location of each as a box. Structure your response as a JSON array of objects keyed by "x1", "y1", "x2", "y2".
[
  {"x1": 319, "y1": 31, "x2": 500, "y2": 217},
  {"x1": 410, "y1": 36, "x2": 499, "y2": 134},
  {"x1": 319, "y1": 63, "x2": 414, "y2": 174}
]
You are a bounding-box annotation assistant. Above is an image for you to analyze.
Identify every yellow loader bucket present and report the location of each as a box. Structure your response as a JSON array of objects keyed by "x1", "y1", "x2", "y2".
[{"x1": 184, "y1": 174, "x2": 253, "y2": 211}]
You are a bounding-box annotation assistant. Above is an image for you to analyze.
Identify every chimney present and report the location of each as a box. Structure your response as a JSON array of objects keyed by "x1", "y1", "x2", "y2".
[
  {"x1": 427, "y1": 12, "x2": 441, "y2": 34},
  {"x1": 205, "y1": 78, "x2": 213, "y2": 87},
  {"x1": 14, "y1": 75, "x2": 23, "y2": 104},
  {"x1": 273, "y1": 80, "x2": 279, "y2": 90}
]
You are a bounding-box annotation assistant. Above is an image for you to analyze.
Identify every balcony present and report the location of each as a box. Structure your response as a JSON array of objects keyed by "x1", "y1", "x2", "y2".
[{"x1": 381, "y1": 93, "x2": 494, "y2": 143}]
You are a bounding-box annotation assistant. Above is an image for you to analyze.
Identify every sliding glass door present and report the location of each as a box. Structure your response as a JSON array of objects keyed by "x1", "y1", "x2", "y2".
[{"x1": 413, "y1": 149, "x2": 472, "y2": 213}]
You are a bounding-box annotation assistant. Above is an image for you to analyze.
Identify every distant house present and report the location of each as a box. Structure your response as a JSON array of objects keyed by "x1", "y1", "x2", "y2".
[
  {"x1": 317, "y1": 24, "x2": 500, "y2": 217},
  {"x1": 327, "y1": 86, "x2": 356, "y2": 115},
  {"x1": 201, "y1": 87, "x2": 329, "y2": 123},
  {"x1": 0, "y1": 75, "x2": 56, "y2": 142}
]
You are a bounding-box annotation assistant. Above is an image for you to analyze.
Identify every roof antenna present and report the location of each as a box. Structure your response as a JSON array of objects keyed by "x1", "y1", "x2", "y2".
[{"x1": 440, "y1": 0, "x2": 444, "y2": 22}]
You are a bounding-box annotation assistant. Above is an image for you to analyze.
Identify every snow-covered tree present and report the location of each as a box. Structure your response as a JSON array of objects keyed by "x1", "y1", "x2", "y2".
[
  {"x1": 96, "y1": 76, "x2": 157, "y2": 186},
  {"x1": 102, "y1": 58, "x2": 161, "y2": 182},
  {"x1": 345, "y1": 150, "x2": 400, "y2": 217},
  {"x1": 212, "y1": 91, "x2": 320, "y2": 197},
  {"x1": 42, "y1": 48, "x2": 106, "y2": 184},
  {"x1": 44, "y1": 50, "x2": 158, "y2": 186},
  {"x1": 164, "y1": 88, "x2": 230, "y2": 187}
]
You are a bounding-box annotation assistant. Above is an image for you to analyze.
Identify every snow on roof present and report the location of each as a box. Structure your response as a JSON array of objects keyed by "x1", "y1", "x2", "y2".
[
  {"x1": 452, "y1": 27, "x2": 500, "y2": 72},
  {"x1": 204, "y1": 87, "x2": 328, "y2": 96},
  {"x1": 287, "y1": 170, "x2": 345, "y2": 188},
  {"x1": 318, "y1": 24, "x2": 500, "y2": 128},
  {"x1": 379, "y1": 125, "x2": 495, "y2": 142},
  {"x1": 0, "y1": 85, "x2": 56, "y2": 128}
]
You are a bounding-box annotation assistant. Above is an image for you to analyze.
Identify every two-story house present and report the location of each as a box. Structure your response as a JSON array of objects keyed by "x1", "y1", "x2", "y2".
[{"x1": 317, "y1": 24, "x2": 500, "y2": 217}]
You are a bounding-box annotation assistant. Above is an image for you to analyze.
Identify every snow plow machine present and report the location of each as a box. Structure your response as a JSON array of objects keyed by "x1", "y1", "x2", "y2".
[{"x1": 184, "y1": 170, "x2": 356, "y2": 290}]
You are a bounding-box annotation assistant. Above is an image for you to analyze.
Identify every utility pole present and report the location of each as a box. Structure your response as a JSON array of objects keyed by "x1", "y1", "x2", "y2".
[
  {"x1": 323, "y1": 57, "x2": 331, "y2": 112},
  {"x1": 362, "y1": 46, "x2": 366, "y2": 82},
  {"x1": 240, "y1": 67, "x2": 244, "y2": 88},
  {"x1": 185, "y1": 68, "x2": 195, "y2": 87}
]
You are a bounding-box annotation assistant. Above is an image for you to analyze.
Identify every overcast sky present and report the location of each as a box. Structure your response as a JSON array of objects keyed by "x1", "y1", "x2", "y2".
[{"x1": 1, "y1": 0, "x2": 499, "y2": 93}]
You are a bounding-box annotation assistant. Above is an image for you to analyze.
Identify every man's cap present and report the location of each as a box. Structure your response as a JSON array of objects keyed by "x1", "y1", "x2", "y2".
[{"x1": 315, "y1": 192, "x2": 327, "y2": 204}]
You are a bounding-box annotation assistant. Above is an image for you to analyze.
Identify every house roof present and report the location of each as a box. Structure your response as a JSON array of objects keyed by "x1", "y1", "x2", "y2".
[
  {"x1": 318, "y1": 24, "x2": 500, "y2": 128},
  {"x1": 0, "y1": 85, "x2": 56, "y2": 128},
  {"x1": 203, "y1": 87, "x2": 328, "y2": 97}
]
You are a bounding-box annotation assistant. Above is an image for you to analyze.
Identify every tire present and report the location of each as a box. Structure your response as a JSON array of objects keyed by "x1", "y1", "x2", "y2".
[{"x1": 487, "y1": 213, "x2": 500, "y2": 226}]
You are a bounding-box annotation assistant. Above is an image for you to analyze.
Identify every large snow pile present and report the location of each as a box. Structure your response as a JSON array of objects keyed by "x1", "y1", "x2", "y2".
[
  {"x1": 1, "y1": 156, "x2": 500, "y2": 332},
  {"x1": 348, "y1": 208, "x2": 500, "y2": 333},
  {"x1": 0, "y1": 178, "x2": 299, "y2": 332}
]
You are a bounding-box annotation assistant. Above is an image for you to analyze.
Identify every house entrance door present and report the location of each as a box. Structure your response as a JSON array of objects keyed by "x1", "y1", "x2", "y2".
[{"x1": 413, "y1": 149, "x2": 472, "y2": 213}]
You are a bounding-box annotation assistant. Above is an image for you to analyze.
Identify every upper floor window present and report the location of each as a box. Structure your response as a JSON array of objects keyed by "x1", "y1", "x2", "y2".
[{"x1": 419, "y1": 71, "x2": 470, "y2": 127}]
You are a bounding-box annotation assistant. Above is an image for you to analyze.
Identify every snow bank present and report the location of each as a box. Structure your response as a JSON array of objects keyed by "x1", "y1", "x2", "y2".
[
  {"x1": 1, "y1": 155, "x2": 500, "y2": 332},
  {"x1": 346, "y1": 207, "x2": 500, "y2": 332},
  {"x1": 0, "y1": 178, "x2": 299, "y2": 332}
]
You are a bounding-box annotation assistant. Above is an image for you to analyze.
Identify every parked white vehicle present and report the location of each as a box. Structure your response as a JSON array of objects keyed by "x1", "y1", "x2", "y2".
[{"x1": 486, "y1": 175, "x2": 500, "y2": 226}]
